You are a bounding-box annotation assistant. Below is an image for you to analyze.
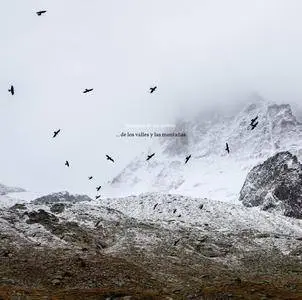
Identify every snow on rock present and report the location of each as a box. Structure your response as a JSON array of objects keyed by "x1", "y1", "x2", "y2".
[
  {"x1": 1, "y1": 190, "x2": 302, "y2": 258},
  {"x1": 0, "y1": 183, "x2": 25, "y2": 195},
  {"x1": 0, "y1": 184, "x2": 36, "y2": 209},
  {"x1": 106, "y1": 95, "x2": 302, "y2": 201},
  {"x1": 100, "y1": 192, "x2": 302, "y2": 238},
  {"x1": 33, "y1": 191, "x2": 92, "y2": 205},
  {"x1": 239, "y1": 151, "x2": 302, "y2": 218}
]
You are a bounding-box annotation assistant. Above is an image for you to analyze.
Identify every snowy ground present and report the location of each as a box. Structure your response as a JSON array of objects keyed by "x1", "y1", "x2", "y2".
[
  {"x1": 0, "y1": 191, "x2": 44, "y2": 208},
  {"x1": 2, "y1": 189, "x2": 302, "y2": 240},
  {"x1": 99, "y1": 192, "x2": 302, "y2": 238}
]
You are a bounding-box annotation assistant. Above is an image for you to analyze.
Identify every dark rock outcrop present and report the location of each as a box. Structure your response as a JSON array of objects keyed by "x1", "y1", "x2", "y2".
[
  {"x1": 50, "y1": 203, "x2": 65, "y2": 214},
  {"x1": 33, "y1": 191, "x2": 92, "y2": 205},
  {"x1": 0, "y1": 183, "x2": 25, "y2": 195},
  {"x1": 239, "y1": 151, "x2": 302, "y2": 218},
  {"x1": 26, "y1": 209, "x2": 59, "y2": 226}
]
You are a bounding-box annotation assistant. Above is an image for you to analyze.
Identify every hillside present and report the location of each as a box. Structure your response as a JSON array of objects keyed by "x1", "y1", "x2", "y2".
[
  {"x1": 106, "y1": 96, "x2": 302, "y2": 203},
  {"x1": 0, "y1": 191, "x2": 302, "y2": 298}
]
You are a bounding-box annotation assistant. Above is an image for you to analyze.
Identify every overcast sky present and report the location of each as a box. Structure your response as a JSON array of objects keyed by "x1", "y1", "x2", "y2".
[{"x1": 1, "y1": 0, "x2": 302, "y2": 196}]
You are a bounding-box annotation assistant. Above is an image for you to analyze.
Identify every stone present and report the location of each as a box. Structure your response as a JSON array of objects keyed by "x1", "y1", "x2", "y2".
[{"x1": 239, "y1": 151, "x2": 302, "y2": 218}]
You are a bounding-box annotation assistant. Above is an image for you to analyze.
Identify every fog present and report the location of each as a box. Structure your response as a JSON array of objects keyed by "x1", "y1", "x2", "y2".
[{"x1": 1, "y1": 0, "x2": 302, "y2": 195}]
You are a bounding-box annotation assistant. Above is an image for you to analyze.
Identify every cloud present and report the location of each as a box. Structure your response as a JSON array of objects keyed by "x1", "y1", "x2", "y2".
[{"x1": 0, "y1": 0, "x2": 302, "y2": 194}]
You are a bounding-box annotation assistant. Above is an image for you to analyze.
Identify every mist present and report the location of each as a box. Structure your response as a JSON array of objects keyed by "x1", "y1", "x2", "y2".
[{"x1": 1, "y1": 0, "x2": 302, "y2": 195}]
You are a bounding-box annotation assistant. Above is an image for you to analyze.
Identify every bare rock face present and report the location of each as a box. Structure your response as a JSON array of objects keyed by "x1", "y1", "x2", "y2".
[
  {"x1": 33, "y1": 191, "x2": 92, "y2": 205},
  {"x1": 26, "y1": 209, "x2": 59, "y2": 225},
  {"x1": 239, "y1": 151, "x2": 302, "y2": 218},
  {"x1": 50, "y1": 203, "x2": 65, "y2": 214}
]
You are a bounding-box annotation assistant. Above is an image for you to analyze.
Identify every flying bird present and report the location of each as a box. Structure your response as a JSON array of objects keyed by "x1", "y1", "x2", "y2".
[
  {"x1": 36, "y1": 10, "x2": 47, "y2": 16},
  {"x1": 95, "y1": 195, "x2": 101, "y2": 200},
  {"x1": 8, "y1": 85, "x2": 14, "y2": 95},
  {"x1": 95, "y1": 220, "x2": 101, "y2": 227},
  {"x1": 225, "y1": 143, "x2": 230, "y2": 154},
  {"x1": 153, "y1": 203, "x2": 158, "y2": 210},
  {"x1": 185, "y1": 155, "x2": 191, "y2": 164},
  {"x1": 250, "y1": 116, "x2": 258, "y2": 125},
  {"x1": 106, "y1": 155, "x2": 114, "y2": 162},
  {"x1": 88, "y1": 176, "x2": 93, "y2": 180},
  {"x1": 96, "y1": 186, "x2": 101, "y2": 191},
  {"x1": 83, "y1": 88, "x2": 93, "y2": 94},
  {"x1": 251, "y1": 121, "x2": 258, "y2": 130},
  {"x1": 65, "y1": 161, "x2": 69, "y2": 167},
  {"x1": 146, "y1": 153, "x2": 155, "y2": 161},
  {"x1": 53, "y1": 129, "x2": 61, "y2": 138},
  {"x1": 149, "y1": 86, "x2": 157, "y2": 93},
  {"x1": 174, "y1": 239, "x2": 181, "y2": 246},
  {"x1": 173, "y1": 209, "x2": 177, "y2": 214}
]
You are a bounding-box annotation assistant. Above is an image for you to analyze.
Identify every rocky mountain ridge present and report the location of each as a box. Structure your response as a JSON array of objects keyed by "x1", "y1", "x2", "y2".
[{"x1": 0, "y1": 183, "x2": 25, "y2": 195}]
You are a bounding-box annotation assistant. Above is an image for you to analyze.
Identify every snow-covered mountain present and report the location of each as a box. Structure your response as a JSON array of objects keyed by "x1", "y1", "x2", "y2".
[
  {"x1": 0, "y1": 183, "x2": 25, "y2": 195},
  {"x1": 1, "y1": 190, "x2": 302, "y2": 257},
  {"x1": 106, "y1": 95, "x2": 302, "y2": 202}
]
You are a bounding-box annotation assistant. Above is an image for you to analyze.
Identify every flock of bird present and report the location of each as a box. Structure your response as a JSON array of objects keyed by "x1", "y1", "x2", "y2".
[
  {"x1": 7, "y1": 10, "x2": 260, "y2": 200},
  {"x1": 8, "y1": 81, "x2": 258, "y2": 199},
  {"x1": 8, "y1": 30, "x2": 158, "y2": 200},
  {"x1": 225, "y1": 115, "x2": 258, "y2": 154}
]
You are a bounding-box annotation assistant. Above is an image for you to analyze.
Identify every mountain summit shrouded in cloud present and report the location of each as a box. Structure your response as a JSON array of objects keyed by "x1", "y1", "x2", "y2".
[{"x1": 106, "y1": 95, "x2": 302, "y2": 200}]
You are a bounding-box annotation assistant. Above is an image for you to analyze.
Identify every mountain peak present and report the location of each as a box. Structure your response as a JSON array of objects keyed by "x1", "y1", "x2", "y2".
[
  {"x1": 106, "y1": 96, "x2": 302, "y2": 200},
  {"x1": 33, "y1": 191, "x2": 92, "y2": 205}
]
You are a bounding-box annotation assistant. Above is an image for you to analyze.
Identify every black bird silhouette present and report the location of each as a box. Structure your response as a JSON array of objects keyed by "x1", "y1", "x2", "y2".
[
  {"x1": 250, "y1": 116, "x2": 258, "y2": 124},
  {"x1": 95, "y1": 195, "x2": 101, "y2": 200},
  {"x1": 185, "y1": 155, "x2": 191, "y2": 164},
  {"x1": 36, "y1": 10, "x2": 47, "y2": 16},
  {"x1": 8, "y1": 85, "x2": 14, "y2": 95},
  {"x1": 251, "y1": 121, "x2": 258, "y2": 130},
  {"x1": 106, "y1": 155, "x2": 114, "y2": 162},
  {"x1": 96, "y1": 186, "x2": 101, "y2": 191},
  {"x1": 153, "y1": 203, "x2": 158, "y2": 210},
  {"x1": 174, "y1": 239, "x2": 181, "y2": 246},
  {"x1": 225, "y1": 143, "x2": 230, "y2": 154},
  {"x1": 149, "y1": 86, "x2": 157, "y2": 93},
  {"x1": 95, "y1": 220, "x2": 101, "y2": 227},
  {"x1": 65, "y1": 161, "x2": 69, "y2": 167},
  {"x1": 199, "y1": 204, "x2": 204, "y2": 209},
  {"x1": 53, "y1": 129, "x2": 60, "y2": 138},
  {"x1": 146, "y1": 153, "x2": 155, "y2": 161},
  {"x1": 83, "y1": 88, "x2": 93, "y2": 94},
  {"x1": 173, "y1": 209, "x2": 177, "y2": 214}
]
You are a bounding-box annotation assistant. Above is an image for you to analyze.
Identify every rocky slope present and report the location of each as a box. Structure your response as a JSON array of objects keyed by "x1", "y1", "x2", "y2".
[
  {"x1": 33, "y1": 191, "x2": 92, "y2": 205},
  {"x1": 0, "y1": 183, "x2": 25, "y2": 196},
  {"x1": 239, "y1": 151, "x2": 302, "y2": 219},
  {"x1": 1, "y1": 191, "x2": 302, "y2": 298}
]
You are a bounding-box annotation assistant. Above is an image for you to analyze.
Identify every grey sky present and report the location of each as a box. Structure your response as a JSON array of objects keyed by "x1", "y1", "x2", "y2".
[{"x1": 1, "y1": 0, "x2": 302, "y2": 195}]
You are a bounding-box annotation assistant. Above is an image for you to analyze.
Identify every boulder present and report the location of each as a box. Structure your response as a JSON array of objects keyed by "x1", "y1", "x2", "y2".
[{"x1": 239, "y1": 151, "x2": 302, "y2": 218}]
